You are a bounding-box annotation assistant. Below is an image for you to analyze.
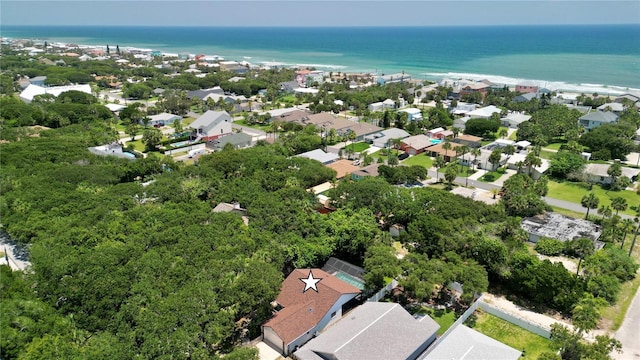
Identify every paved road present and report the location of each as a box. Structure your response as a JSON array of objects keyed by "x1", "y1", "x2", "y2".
[{"x1": 612, "y1": 286, "x2": 640, "y2": 360}]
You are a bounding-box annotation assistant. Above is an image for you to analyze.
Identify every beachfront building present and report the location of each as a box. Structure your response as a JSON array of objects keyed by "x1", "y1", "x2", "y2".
[
  {"x1": 515, "y1": 82, "x2": 539, "y2": 94},
  {"x1": 459, "y1": 82, "x2": 489, "y2": 99},
  {"x1": 377, "y1": 73, "x2": 411, "y2": 85}
]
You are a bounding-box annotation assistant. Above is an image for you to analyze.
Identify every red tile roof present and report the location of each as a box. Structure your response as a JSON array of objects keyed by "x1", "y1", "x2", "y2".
[{"x1": 263, "y1": 268, "x2": 360, "y2": 345}]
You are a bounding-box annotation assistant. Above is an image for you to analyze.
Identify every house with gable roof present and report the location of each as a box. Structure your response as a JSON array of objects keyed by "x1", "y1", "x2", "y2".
[
  {"x1": 262, "y1": 268, "x2": 361, "y2": 356},
  {"x1": 579, "y1": 111, "x2": 619, "y2": 131},
  {"x1": 188, "y1": 110, "x2": 232, "y2": 141}
]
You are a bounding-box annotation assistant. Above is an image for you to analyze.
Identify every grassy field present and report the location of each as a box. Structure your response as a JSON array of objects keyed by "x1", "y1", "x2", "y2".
[
  {"x1": 544, "y1": 143, "x2": 564, "y2": 151},
  {"x1": 413, "y1": 307, "x2": 457, "y2": 335},
  {"x1": 468, "y1": 311, "x2": 555, "y2": 359},
  {"x1": 402, "y1": 154, "x2": 434, "y2": 168},
  {"x1": 343, "y1": 142, "x2": 370, "y2": 152},
  {"x1": 547, "y1": 180, "x2": 638, "y2": 216},
  {"x1": 479, "y1": 168, "x2": 506, "y2": 183},
  {"x1": 549, "y1": 206, "x2": 586, "y2": 219},
  {"x1": 126, "y1": 140, "x2": 146, "y2": 152},
  {"x1": 538, "y1": 150, "x2": 557, "y2": 160},
  {"x1": 234, "y1": 119, "x2": 271, "y2": 132}
]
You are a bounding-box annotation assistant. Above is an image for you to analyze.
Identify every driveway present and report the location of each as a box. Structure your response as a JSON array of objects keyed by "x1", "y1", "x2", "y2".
[{"x1": 612, "y1": 286, "x2": 640, "y2": 359}]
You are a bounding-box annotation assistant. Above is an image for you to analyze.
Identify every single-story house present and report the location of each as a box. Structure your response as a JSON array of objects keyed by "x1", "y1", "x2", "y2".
[
  {"x1": 88, "y1": 142, "x2": 136, "y2": 160},
  {"x1": 186, "y1": 86, "x2": 224, "y2": 100},
  {"x1": 428, "y1": 142, "x2": 464, "y2": 162},
  {"x1": 377, "y1": 73, "x2": 411, "y2": 85},
  {"x1": 368, "y1": 101, "x2": 384, "y2": 112},
  {"x1": 188, "y1": 110, "x2": 232, "y2": 140},
  {"x1": 326, "y1": 160, "x2": 360, "y2": 179},
  {"x1": 451, "y1": 102, "x2": 477, "y2": 115},
  {"x1": 579, "y1": 111, "x2": 619, "y2": 131},
  {"x1": 398, "y1": 108, "x2": 423, "y2": 122},
  {"x1": 506, "y1": 153, "x2": 550, "y2": 180},
  {"x1": 212, "y1": 202, "x2": 248, "y2": 225},
  {"x1": 520, "y1": 212, "x2": 604, "y2": 249},
  {"x1": 19, "y1": 83, "x2": 92, "y2": 103},
  {"x1": 453, "y1": 116, "x2": 471, "y2": 130},
  {"x1": 105, "y1": 103, "x2": 126, "y2": 112},
  {"x1": 207, "y1": 132, "x2": 252, "y2": 151},
  {"x1": 296, "y1": 149, "x2": 340, "y2": 165},
  {"x1": 351, "y1": 163, "x2": 382, "y2": 181},
  {"x1": 293, "y1": 302, "x2": 440, "y2": 360},
  {"x1": 425, "y1": 127, "x2": 445, "y2": 138},
  {"x1": 433, "y1": 130, "x2": 454, "y2": 140},
  {"x1": 501, "y1": 112, "x2": 532, "y2": 128},
  {"x1": 584, "y1": 163, "x2": 639, "y2": 185},
  {"x1": 262, "y1": 269, "x2": 361, "y2": 356},
  {"x1": 302, "y1": 112, "x2": 382, "y2": 141},
  {"x1": 423, "y1": 324, "x2": 521, "y2": 360},
  {"x1": 365, "y1": 128, "x2": 411, "y2": 149},
  {"x1": 467, "y1": 105, "x2": 502, "y2": 119},
  {"x1": 400, "y1": 135, "x2": 435, "y2": 155},
  {"x1": 452, "y1": 134, "x2": 482, "y2": 148},
  {"x1": 29, "y1": 76, "x2": 47, "y2": 86},
  {"x1": 513, "y1": 92, "x2": 537, "y2": 103},
  {"x1": 459, "y1": 148, "x2": 508, "y2": 171},
  {"x1": 596, "y1": 102, "x2": 625, "y2": 114},
  {"x1": 514, "y1": 140, "x2": 531, "y2": 151},
  {"x1": 146, "y1": 112, "x2": 182, "y2": 127}
]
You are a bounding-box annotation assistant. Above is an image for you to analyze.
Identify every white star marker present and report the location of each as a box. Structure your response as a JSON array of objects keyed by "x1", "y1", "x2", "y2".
[{"x1": 300, "y1": 270, "x2": 322, "y2": 293}]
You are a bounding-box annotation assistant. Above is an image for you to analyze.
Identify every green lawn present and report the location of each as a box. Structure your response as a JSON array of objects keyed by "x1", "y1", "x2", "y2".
[
  {"x1": 413, "y1": 307, "x2": 457, "y2": 335},
  {"x1": 125, "y1": 140, "x2": 145, "y2": 152},
  {"x1": 343, "y1": 142, "x2": 370, "y2": 153},
  {"x1": 544, "y1": 143, "x2": 564, "y2": 151},
  {"x1": 508, "y1": 130, "x2": 518, "y2": 141},
  {"x1": 479, "y1": 168, "x2": 506, "y2": 183},
  {"x1": 468, "y1": 311, "x2": 555, "y2": 359},
  {"x1": 538, "y1": 150, "x2": 556, "y2": 160},
  {"x1": 234, "y1": 119, "x2": 271, "y2": 132},
  {"x1": 402, "y1": 154, "x2": 434, "y2": 168},
  {"x1": 549, "y1": 206, "x2": 586, "y2": 219},
  {"x1": 547, "y1": 181, "x2": 638, "y2": 216}
]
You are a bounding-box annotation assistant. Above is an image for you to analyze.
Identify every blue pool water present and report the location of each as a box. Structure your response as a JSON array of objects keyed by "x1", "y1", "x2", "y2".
[
  {"x1": 430, "y1": 139, "x2": 443, "y2": 144},
  {"x1": 123, "y1": 152, "x2": 136, "y2": 158},
  {"x1": 171, "y1": 141, "x2": 190, "y2": 148}
]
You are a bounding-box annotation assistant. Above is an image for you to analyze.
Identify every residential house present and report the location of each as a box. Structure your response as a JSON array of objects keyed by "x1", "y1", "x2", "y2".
[
  {"x1": 280, "y1": 80, "x2": 299, "y2": 92},
  {"x1": 206, "y1": 132, "x2": 253, "y2": 151},
  {"x1": 428, "y1": 142, "x2": 464, "y2": 162},
  {"x1": 302, "y1": 113, "x2": 382, "y2": 141},
  {"x1": 382, "y1": 98, "x2": 397, "y2": 109},
  {"x1": 513, "y1": 92, "x2": 537, "y2": 103},
  {"x1": 579, "y1": 111, "x2": 619, "y2": 131},
  {"x1": 275, "y1": 109, "x2": 312, "y2": 124},
  {"x1": 377, "y1": 73, "x2": 411, "y2": 85},
  {"x1": 515, "y1": 82, "x2": 539, "y2": 94},
  {"x1": 433, "y1": 130, "x2": 454, "y2": 140},
  {"x1": 514, "y1": 140, "x2": 532, "y2": 151},
  {"x1": 501, "y1": 112, "x2": 532, "y2": 128},
  {"x1": 425, "y1": 127, "x2": 445, "y2": 138},
  {"x1": 262, "y1": 269, "x2": 361, "y2": 356},
  {"x1": 326, "y1": 160, "x2": 360, "y2": 179},
  {"x1": 423, "y1": 324, "x2": 521, "y2": 360},
  {"x1": 29, "y1": 76, "x2": 47, "y2": 86},
  {"x1": 105, "y1": 103, "x2": 126, "y2": 113},
  {"x1": 212, "y1": 202, "x2": 248, "y2": 226},
  {"x1": 584, "y1": 163, "x2": 639, "y2": 185},
  {"x1": 351, "y1": 163, "x2": 382, "y2": 181},
  {"x1": 293, "y1": 302, "x2": 440, "y2": 360},
  {"x1": 596, "y1": 102, "x2": 625, "y2": 114},
  {"x1": 467, "y1": 105, "x2": 502, "y2": 119},
  {"x1": 364, "y1": 128, "x2": 411, "y2": 149},
  {"x1": 520, "y1": 212, "x2": 604, "y2": 249},
  {"x1": 146, "y1": 113, "x2": 182, "y2": 127},
  {"x1": 451, "y1": 102, "x2": 478, "y2": 116},
  {"x1": 19, "y1": 84, "x2": 92, "y2": 103},
  {"x1": 398, "y1": 108, "x2": 423, "y2": 122},
  {"x1": 452, "y1": 134, "x2": 482, "y2": 148},
  {"x1": 459, "y1": 148, "x2": 507, "y2": 171},
  {"x1": 452, "y1": 116, "x2": 471, "y2": 130},
  {"x1": 321, "y1": 257, "x2": 366, "y2": 289},
  {"x1": 296, "y1": 149, "x2": 340, "y2": 165},
  {"x1": 459, "y1": 82, "x2": 489, "y2": 98},
  {"x1": 88, "y1": 142, "x2": 136, "y2": 160},
  {"x1": 506, "y1": 153, "x2": 550, "y2": 180},
  {"x1": 401, "y1": 135, "x2": 435, "y2": 155},
  {"x1": 188, "y1": 110, "x2": 232, "y2": 141},
  {"x1": 368, "y1": 101, "x2": 384, "y2": 112},
  {"x1": 187, "y1": 86, "x2": 224, "y2": 101}
]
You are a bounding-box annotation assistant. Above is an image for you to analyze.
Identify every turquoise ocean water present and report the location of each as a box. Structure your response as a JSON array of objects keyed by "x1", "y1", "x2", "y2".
[{"x1": 2, "y1": 25, "x2": 639, "y2": 93}]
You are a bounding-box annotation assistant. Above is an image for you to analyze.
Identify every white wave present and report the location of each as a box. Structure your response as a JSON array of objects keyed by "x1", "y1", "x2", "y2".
[
  {"x1": 295, "y1": 63, "x2": 347, "y2": 70},
  {"x1": 422, "y1": 72, "x2": 640, "y2": 96}
]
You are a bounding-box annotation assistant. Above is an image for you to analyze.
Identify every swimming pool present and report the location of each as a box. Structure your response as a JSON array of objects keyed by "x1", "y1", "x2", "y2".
[
  {"x1": 430, "y1": 139, "x2": 443, "y2": 144},
  {"x1": 123, "y1": 152, "x2": 136, "y2": 158},
  {"x1": 171, "y1": 141, "x2": 191, "y2": 147}
]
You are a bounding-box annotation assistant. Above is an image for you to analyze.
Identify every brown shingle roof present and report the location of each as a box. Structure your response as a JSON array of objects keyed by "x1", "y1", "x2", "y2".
[
  {"x1": 325, "y1": 159, "x2": 360, "y2": 179},
  {"x1": 264, "y1": 269, "x2": 360, "y2": 346}
]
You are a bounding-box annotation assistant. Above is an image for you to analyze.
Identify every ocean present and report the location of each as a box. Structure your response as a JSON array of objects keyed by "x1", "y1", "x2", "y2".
[{"x1": 2, "y1": 25, "x2": 639, "y2": 94}]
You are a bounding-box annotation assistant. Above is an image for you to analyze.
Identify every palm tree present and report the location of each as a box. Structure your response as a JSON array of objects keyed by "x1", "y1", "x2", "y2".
[
  {"x1": 630, "y1": 216, "x2": 640, "y2": 257},
  {"x1": 471, "y1": 148, "x2": 481, "y2": 172},
  {"x1": 490, "y1": 188, "x2": 500, "y2": 199},
  {"x1": 442, "y1": 141, "x2": 452, "y2": 161},
  {"x1": 607, "y1": 163, "x2": 622, "y2": 189},
  {"x1": 503, "y1": 144, "x2": 516, "y2": 161},
  {"x1": 611, "y1": 197, "x2": 628, "y2": 215},
  {"x1": 598, "y1": 205, "x2": 612, "y2": 220},
  {"x1": 581, "y1": 192, "x2": 600, "y2": 220},
  {"x1": 434, "y1": 155, "x2": 446, "y2": 183},
  {"x1": 619, "y1": 218, "x2": 635, "y2": 250},
  {"x1": 498, "y1": 128, "x2": 508, "y2": 139},
  {"x1": 524, "y1": 151, "x2": 542, "y2": 178},
  {"x1": 444, "y1": 163, "x2": 458, "y2": 190}
]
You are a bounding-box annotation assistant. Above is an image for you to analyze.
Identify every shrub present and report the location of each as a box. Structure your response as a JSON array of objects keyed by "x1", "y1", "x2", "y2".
[{"x1": 535, "y1": 238, "x2": 565, "y2": 256}]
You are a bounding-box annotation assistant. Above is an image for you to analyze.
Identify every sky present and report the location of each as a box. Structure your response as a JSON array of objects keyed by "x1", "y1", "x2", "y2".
[{"x1": 1, "y1": 0, "x2": 639, "y2": 27}]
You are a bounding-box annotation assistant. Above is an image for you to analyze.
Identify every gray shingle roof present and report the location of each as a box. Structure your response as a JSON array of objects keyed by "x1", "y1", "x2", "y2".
[
  {"x1": 294, "y1": 302, "x2": 440, "y2": 360},
  {"x1": 579, "y1": 111, "x2": 618, "y2": 123},
  {"x1": 423, "y1": 325, "x2": 521, "y2": 360}
]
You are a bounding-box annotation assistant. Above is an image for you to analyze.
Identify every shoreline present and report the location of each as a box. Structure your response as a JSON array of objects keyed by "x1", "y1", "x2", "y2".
[{"x1": 3, "y1": 33, "x2": 640, "y2": 97}]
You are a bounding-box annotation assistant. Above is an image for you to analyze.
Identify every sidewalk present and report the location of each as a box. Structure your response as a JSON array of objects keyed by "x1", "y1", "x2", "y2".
[{"x1": 468, "y1": 169, "x2": 486, "y2": 180}]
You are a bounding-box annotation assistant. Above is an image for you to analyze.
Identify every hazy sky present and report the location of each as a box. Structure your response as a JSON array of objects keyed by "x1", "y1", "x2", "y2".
[{"x1": 2, "y1": 0, "x2": 639, "y2": 27}]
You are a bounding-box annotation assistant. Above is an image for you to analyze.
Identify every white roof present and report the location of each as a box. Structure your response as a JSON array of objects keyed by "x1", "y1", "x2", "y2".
[
  {"x1": 503, "y1": 112, "x2": 532, "y2": 123},
  {"x1": 468, "y1": 105, "x2": 502, "y2": 118},
  {"x1": 296, "y1": 149, "x2": 339, "y2": 164},
  {"x1": 399, "y1": 107, "x2": 421, "y2": 115},
  {"x1": 427, "y1": 127, "x2": 445, "y2": 134},
  {"x1": 515, "y1": 140, "x2": 531, "y2": 148},
  {"x1": 294, "y1": 88, "x2": 319, "y2": 94},
  {"x1": 597, "y1": 102, "x2": 625, "y2": 112},
  {"x1": 19, "y1": 84, "x2": 92, "y2": 102},
  {"x1": 105, "y1": 103, "x2": 126, "y2": 112},
  {"x1": 149, "y1": 113, "x2": 182, "y2": 122},
  {"x1": 334, "y1": 100, "x2": 344, "y2": 106},
  {"x1": 382, "y1": 99, "x2": 395, "y2": 105}
]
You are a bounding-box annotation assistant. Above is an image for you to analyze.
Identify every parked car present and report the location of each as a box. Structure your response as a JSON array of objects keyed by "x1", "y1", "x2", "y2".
[{"x1": 398, "y1": 152, "x2": 409, "y2": 161}]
